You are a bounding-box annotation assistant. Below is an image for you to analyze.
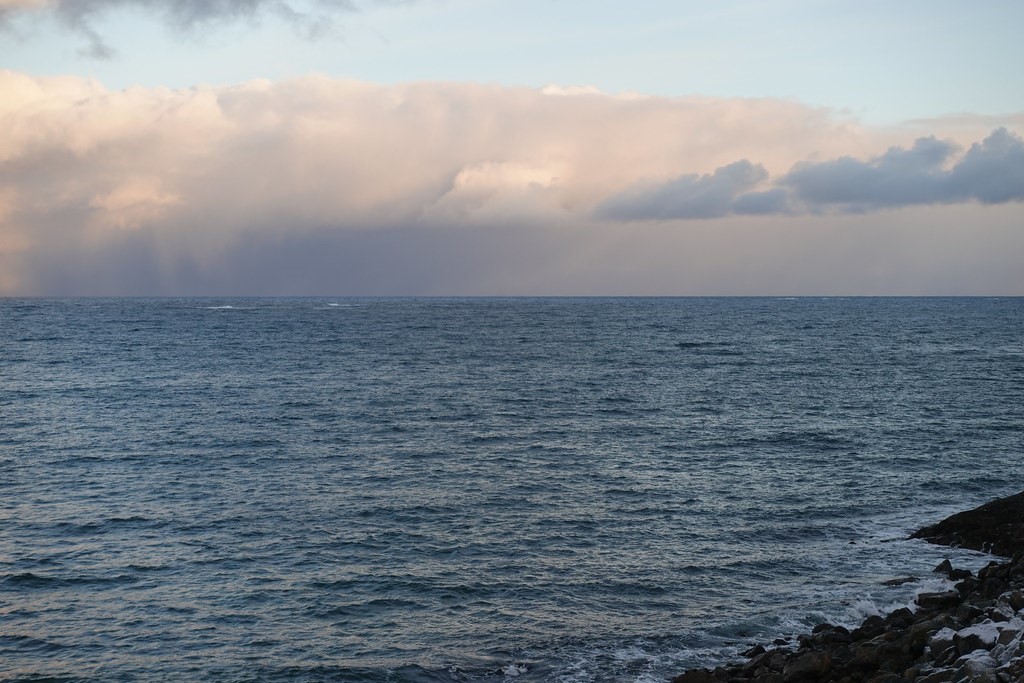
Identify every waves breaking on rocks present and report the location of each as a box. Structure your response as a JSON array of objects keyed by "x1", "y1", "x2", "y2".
[{"x1": 673, "y1": 491, "x2": 1024, "y2": 683}]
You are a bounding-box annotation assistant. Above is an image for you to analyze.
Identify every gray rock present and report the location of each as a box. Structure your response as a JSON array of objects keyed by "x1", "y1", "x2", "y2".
[
  {"x1": 991, "y1": 632, "x2": 1024, "y2": 665},
  {"x1": 953, "y1": 650, "x2": 999, "y2": 681},
  {"x1": 954, "y1": 621, "x2": 1003, "y2": 655}
]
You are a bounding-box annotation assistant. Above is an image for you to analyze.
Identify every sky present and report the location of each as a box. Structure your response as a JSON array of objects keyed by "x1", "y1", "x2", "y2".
[{"x1": 1, "y1": 0, "x2": 1023, "y2": 295}]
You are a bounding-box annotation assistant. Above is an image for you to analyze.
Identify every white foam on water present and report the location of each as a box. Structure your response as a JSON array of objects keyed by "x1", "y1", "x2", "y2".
[{"x1": 501, "y1": 662, "x2": 528, "y2": 677}]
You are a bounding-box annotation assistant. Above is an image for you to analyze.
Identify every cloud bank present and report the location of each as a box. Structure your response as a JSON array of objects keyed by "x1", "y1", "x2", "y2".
[
  {"x1": 0, "y1": 71, "x2": 1022, "y2": 295},
  {"x1": 783, "y1": 128, "x2": 1024, "y2": 211},
  {"x1": 600, "y1": 129, "x2": 1024, "y2": 221}
]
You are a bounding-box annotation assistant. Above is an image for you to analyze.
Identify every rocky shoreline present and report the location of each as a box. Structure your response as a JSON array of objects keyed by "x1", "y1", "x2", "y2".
[{"x1": 672, "y1": 492, "x2": 1024, "y2": 683}]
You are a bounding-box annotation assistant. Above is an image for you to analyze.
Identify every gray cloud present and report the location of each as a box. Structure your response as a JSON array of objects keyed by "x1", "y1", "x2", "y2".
[
  {"x1": 782, "y1": 128, "x2": 1024, "y2": 212},
  {"x1": 0, "y1": 0, "x2": 397, "y2": 57},
  {"x1": 599, "y1": 128, "x2": 1024, "y2": 221},
  {"x1": 597, "y1": 160, "x2": 770, "y2": 221}
]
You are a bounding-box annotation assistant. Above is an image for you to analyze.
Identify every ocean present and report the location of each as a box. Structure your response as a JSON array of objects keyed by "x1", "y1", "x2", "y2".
[{"x1": 2, "y1": 297, "x2": 1022, "y2": 682}]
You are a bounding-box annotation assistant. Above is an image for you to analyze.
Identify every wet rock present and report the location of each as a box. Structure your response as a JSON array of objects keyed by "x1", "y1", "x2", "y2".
[
  {"x1": 884, "y1": 608, "x2": 915, "y2": 629},
  {"x1": 910, "y1": 490, "x2": 1024, "y2": 557},
  {"x1": 917, "y1": 591, "x2": 961, "y2": 610},
  {"x1": 883, "y1": 576, "x2": 919, "y2": 587},
  {"x1": 955, "y1": 576, "x2": 981, "y2": 599},
  {"x1": 672, "y1": 669, "x2": 716, "y2": 683},
  {"x1": 933, "y1": 561, "x2": 973, "y2": 582},
  {"x1": 782, "y1": 651, "x2": 830, "y2": 682},
  {"x1": 670, "y1": 491, "x2": 1024, "y2": 683},
  {"x1": 743, "y1": 644, "x2": 767, "y2": 658},
  {"x1": 853, "y1": 615, "x2": 888, "y2": 641}
]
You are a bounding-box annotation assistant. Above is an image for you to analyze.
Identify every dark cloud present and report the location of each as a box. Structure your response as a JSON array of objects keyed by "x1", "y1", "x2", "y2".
[
  {"x1": 600, "y1": 128, "x2": 1024, "y2": 222},
  {"x1": 597, "y1": 160, "x2": 770, "y2": 221},
  {"x1": 0, "y1": 0, "x2": 397, "y2": 58},
  {"x1": 782, "y1": 128, "x2": 1024, "y2": 211},
  {"x1": 946, "y1": 127, "x2": 1024, "y2": 204}
]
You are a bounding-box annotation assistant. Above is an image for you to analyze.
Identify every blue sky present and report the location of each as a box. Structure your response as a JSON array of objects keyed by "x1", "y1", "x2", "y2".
[
  {"x1": 5, "y1": 0, "x2": 1023, "y2": 123},
  {"x1": 1, "y1": 0, "x2": 1023, "y2": 295}
]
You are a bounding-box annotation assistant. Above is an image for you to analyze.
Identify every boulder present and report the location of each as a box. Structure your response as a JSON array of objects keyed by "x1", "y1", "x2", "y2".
[
  {"x1": 952, "y1": 650, "x2": 999, "y2": 681},
  {"x1": 671, "y1": 669, "x2": 715, "y2": 683},
  {"x1": 954, "y1": 621, "x2": 1002, "y2": 655},
  {"x1": 782, "y1": 650, "x2": 830, "y2": 682},
  {"x1": 917, "y1": 591, "x2": 961, "y2": 610},
  {"x1": 933, "y1": 560, "x2": 973, "y2": 581}
]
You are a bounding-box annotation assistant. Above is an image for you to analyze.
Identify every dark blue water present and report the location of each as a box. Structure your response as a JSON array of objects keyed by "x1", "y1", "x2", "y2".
[{"x1": 2, "y1": 298, "x2": 1023, "y2": 682}]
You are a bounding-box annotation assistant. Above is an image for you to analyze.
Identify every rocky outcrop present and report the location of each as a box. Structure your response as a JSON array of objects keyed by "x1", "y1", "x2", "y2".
[
  {"x1": 910, "y1": 491, "x2": 1024, "y2": 558},
  {"x1": 671, "y1": 491, "x2": 1024, "y2": 682}
]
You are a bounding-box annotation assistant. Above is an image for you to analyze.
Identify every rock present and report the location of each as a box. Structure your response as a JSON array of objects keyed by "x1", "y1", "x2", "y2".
[
  {"x1": 955, "y1": 576, "x2": 981, "y2": 599},
  {"x1": 955, "y1": 603, "x2": 983, "y2": 623},
  {"x1": 671, "y1": 669, "x2": 715, "y2": 683},
  {"x1": 994, "y1": 656, "x2": 1024, "y2": 682},
  {"x1": 901, "y1": 619, "x2": 941, "y2": 657},
  {"x1": 952, "y1": 649, "x2": 999, "y2": 681},
  {"x1": 883, "y1": 576, "x2": 919, "y2": 586},
  {"x1": 930, "y1": 627, "x2": 958, "y2": 653},
  {"x1": 954, "y1": 620, "x2": 1003, "y2": 655},
  {"x1": 669, "y1": 492, "x2": 1024, "y2": 683},
  {"x1": 917, "y1": 591, "x2": 962, "y2": 610},
  {"x1": 885, "y1": 608, "x2": 916, "y2": 629},
  {"x1": 996, "y1": 589, "x2": 1024, "y2": 613},
  {"x1": 933, "y1": 560, "x2": 973, "y2": 582},
  {"x1": 853, "y1": 615, "x2": 888, "y2": 641},
  {"x1": 742, "y1": 644, "x2": 766, "y2": 658},
  {"x1": 915, "y1": 667, "x2": 955, "y2": 683},
  {"x1": 911, "y1": 490, "x2": 1024, "y2": 557},
  {"x1": 782, "y1": 651, "x2": 830, "y2": 682},
  {"x1": 986, "y1": 602, "x2": 1016, "y2": 622}
]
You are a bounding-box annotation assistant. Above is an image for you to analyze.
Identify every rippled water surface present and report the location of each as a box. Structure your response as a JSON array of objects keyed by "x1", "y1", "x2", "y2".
[{"x1": 2, "y1": 298, "x2": 1023, "y2": 682}]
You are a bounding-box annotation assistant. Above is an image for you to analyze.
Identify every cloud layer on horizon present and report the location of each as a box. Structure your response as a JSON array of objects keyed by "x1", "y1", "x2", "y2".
[{"x1": 1, "y1": 70, "x2": 1022, "y2": 295}]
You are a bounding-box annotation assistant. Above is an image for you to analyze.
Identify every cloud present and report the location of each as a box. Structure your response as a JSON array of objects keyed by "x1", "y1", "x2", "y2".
[
  {"x1": 782, "y1": 128, "x2": 1024, "y2": 212},
  {"x1": 1, "y1": 70, "x2": 1022, "y2": 295},
  {"x1": 0, "y1": 0, "x2": 400, "y2": 57},
  {"x1": 597, "y1": 160, "x2": 770, "y2": 220},
  {"x1": 597, "y1": 129, "x2": 1024, "y2": 221}
]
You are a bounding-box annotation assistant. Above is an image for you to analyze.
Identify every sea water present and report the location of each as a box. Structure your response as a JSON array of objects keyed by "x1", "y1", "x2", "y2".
[{"x1": 1, "y1": 297, "x2": 1022, "y2": 682}]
